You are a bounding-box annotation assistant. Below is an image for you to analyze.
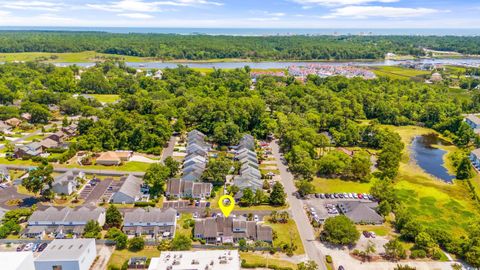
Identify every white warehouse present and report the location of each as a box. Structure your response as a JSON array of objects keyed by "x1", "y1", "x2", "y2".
[
  {"x1": 34, "y1": 239, "x2": 97, "y2": 270},
  {"x1": 1, "y1": 252, "x2": 35, "y2": 270}
]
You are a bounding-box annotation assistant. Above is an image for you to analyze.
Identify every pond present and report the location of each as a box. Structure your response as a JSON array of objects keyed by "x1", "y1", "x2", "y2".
[{"x1": 410, "y1": 134, "x2": 455, "y2": 183}]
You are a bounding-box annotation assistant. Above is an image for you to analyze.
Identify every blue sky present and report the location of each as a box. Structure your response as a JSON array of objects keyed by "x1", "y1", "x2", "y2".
[{"x1": 0, "y1": 0, "x2": 478, "y2": 28}]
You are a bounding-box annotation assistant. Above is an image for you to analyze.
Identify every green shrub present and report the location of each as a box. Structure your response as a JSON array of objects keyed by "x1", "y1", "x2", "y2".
[
  {"x1": 325, "y1": 255, "x2": 333, "y2": 263},
  {"x1": 241, "y1": 259, "x2": 293, "y2": 270},
  {"x1": 134, "y1": 201, "x2": 156, "y2": 207},
  {"x1": 410, "y1": 249, "x2": 426, "y2": 259}
]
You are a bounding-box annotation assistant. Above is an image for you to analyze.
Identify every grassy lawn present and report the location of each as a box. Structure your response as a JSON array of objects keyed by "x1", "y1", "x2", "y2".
[
  {"x1": 17, "y1": 185, "x2": 36, "y2": 196},
  {"x1": 176, "y1": 213, "x2": 193, "y2": 238},
  {"x1": 0, "y1": 157, "x2": 39, "y2": 166},
  {"x1": 90, "y1": 94, "x2": 120, "y2": 103},
  {"x1": 356, "y1": 224, "x2": 392, "y2": 237},
  {"x1": 8, "y1": 169, "x2": 26, "y2": 180},
  {"x1": 372, "y1": 66, "x2": 430, "y2": 80},
  {"x1": 0, "y1": 51, "x2": 149, "y2": 63},
  {"x1": 312, "y1": 177, "x2": 373, "y2": 193},
  {"x1": 107, "y1": 247, "x2": 160, "y2": 269},
  {"x1": 265, "y1": 218, "x2": 305, "y2": 255},
  {"x1": 387, "y1": 125, "x2": 480, "y2": 237},
  {"x1": 65, "y1": 161, "x2": 151, "y2": 172},
  {"x1": 240, "y1": 252, "x2": 298, "y2": 270}
]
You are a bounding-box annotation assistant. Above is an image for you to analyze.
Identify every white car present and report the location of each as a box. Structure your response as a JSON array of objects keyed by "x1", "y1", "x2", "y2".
[
  {"x1": 254, "y1": 215, "x2": 259, "y2": 222},
  {"x1": 23, "y1": 243, "x2": 34, "y2": 251},
  {"x1": 193, "y1": 213, "x2": 198, "y2": 219}
]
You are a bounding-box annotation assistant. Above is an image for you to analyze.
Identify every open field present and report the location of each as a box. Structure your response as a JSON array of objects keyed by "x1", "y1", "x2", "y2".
[
  {"x1": 90, "y1": 94, "x2": 120, "y2": 103},
  {"x1": 240, "y1": 252, "x2": 299, "y2": 269},
  {"x1": 386, "y1": 125, "x2": 480, "y2": 237},
  {"x1": 265, "y1": 218, "x2": 305, "y2": 255},
  {"x1": 107, "y1": 247, "x2": 160, "y2": 269},
  {"x1": 372, "y1": 66, "x2": 430, "y2": 80}
]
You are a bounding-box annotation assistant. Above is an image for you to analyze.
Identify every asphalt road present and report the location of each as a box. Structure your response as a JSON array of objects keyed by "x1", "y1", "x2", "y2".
[
  {"x1": 3, "y1": 165, "x2": 145, "y2": 177},
  {"x1": 271, "y1": 140, "x2": 327, "y2": 270},
  {"x1": 161, "y1": 136, "x2": 176, "y2": 163}
]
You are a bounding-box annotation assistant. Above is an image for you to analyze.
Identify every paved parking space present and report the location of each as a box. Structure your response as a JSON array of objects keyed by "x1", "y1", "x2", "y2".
[
  {"x1": 80, "y1": 178, "x2": 114, "y2": 203},
  {"x1": 102, "y1": 180, "x2": 123, "y2": 202},
  {"x1": 0, "y1": 185, "x2": 38, "y2": 209}
]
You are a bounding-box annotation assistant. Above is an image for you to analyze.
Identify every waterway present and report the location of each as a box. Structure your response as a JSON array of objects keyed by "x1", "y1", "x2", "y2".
[
  {"x1": 51, "y1": 58, "x2": 480, "y2": 69},
  {"x1": 410, "y1": 134, "x2": 455, "y2": 183}
]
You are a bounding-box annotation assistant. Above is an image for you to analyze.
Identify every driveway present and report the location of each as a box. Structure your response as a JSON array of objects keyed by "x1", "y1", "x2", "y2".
[
  {"x1": 0, "y1": 186, "x2": 38, "y2": 209},
  {"x1": 271, "y1": 140, "x2": 327, "y2": 270},
  {"x1": 161, "y1": 136, "x2": 177, "y2": 163}
]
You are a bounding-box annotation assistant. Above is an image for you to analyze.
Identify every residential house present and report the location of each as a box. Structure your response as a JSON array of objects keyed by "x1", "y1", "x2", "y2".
[
  {"x1": 111, "y1": 174, "x2": 144, "y2": 204},
  {"x1": 123, "y1": 208, "x2": 177, "y2": 239},
  {"x1": 153, "y1": 70, "x2": 163, "y2": 80},
  {"x1": 237, "y1": 134, "x2": 255, "y2": 151},
  {"x1": 39, "y1": 138, "x2": 60, "y2": 149},
  {"x1": 430, "y1": 72, "x2": 443, "y2": 82},
  {"x1": 148, "y1": 250, "x2": 240, "y2": 270},
  {"x1": 14, "y1": 142, "x2": 43, "y2": 158},
  {"x1": 96, "y1": 151, "x2": 133, "y2": 166},
  {"x1": 466, "y1": 115, "x2": 480, "y2": 132},
  {"x1": 61, "y1": 123, "x2": 78, "y2": 137},
  {"x1": 46, "y1": 131, "x2": 66, "y2": 143},
  {"x1": 166, "y1": 179, "x2": 212, "y2": 199},
  {"x1": 337, "y1": 201, "x2": 384, "y2": 224},
  {"x1": 52, "y1": 169, "x2": 85, "y2": 195},
  {"x1": 470, "y1": 148, "x2": 480, "y2": 169},
  {"x1": 34, "y1": 239, "x2": 97, "y2": 270},
  {"x1": 181, "y1": 170, "x2": 203, "y2": 182},
  {"x1": 0, "y1": 121, "x2": 11, "y2": 133},
  {"x1": 5, "y1": 118, "x2": 22, "y2": 127},
  {"x1": 21, "y1": 113, "x2": 31, "y2": 121},
  {"x1": 233, "y1": 175, "x2": 263, "y2": 191},
  {"x1": 183, "y1": 162, "x2": 206, "y2": 175},
  {"x1": 24, "y1": 207, "x2": 105, "y2": 238},
  {"x1": 194, "y1": 216, "x2": 273, "y2": 244}
]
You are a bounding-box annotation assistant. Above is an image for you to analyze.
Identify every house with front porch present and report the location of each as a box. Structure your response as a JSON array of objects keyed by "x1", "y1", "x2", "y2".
[{"x1": 122, "y1": 208, "x2": 177, "y2": 239}]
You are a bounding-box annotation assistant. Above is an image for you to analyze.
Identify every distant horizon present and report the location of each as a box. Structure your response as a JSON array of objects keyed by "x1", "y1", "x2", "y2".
[{"x1": 0, "y1": 26, "x2": 479, "y2": 36}]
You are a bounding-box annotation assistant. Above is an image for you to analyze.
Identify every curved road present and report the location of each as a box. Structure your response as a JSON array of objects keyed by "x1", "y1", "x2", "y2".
[{"x1": 271, "y1": 140, "x2": 327, "y2": 270}]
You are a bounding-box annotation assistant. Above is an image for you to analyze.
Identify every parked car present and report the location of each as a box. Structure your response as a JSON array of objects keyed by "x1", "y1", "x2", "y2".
[
  {"x1": 370, "y1": 232, "x2": 377, "y2": 238},
  {"x1": 338, "y1": 266, "x2": 345, "y2": 270},
  {"x1": 193, "y1": 213, "x2": 198, "y2": 219},
  {"x1": 206, "y1": 202, "x2": 211, "y2": 207},
  {"x1": 254, "y1": 215, "x2": 259, "y2": 222},
  {"x1": 23, "y1": 243, "x2": 34, "y2": 251},
  {"x1": 32, "y1": 243, "x2": 38, "y2": 252},
  {"x1": 339, "y1": 194, "x2": 344, "y2": 198},
  {"x1": 37, "y1": 243, "x2": 48, "y2": 252},
  {"x1": 16, "y1": 244, "x2": 25, "y2": 252},
  {"x1": 314, "y1": 193, "x2": 320, "y2": 198},
  {"x1": 362, "y1": 231, "x2": 371, "y2": 238}
]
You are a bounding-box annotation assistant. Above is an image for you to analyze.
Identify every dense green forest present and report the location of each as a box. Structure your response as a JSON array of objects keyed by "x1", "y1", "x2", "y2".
[
  {"x1": 1, "y1": 31, "x2": 480, "y2": 60},
  {"x1": 1, "y1": 61, "x2": 480, "y2": 265}
]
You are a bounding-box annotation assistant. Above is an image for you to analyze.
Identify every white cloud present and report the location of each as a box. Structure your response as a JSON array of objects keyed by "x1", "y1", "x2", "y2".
[
  {"x1": 323, "y1": 5, "x2": 441, "y2": 18},
  {"x1": 291, "y1": 0, "x2": 398, "y2": 7},
  {"x1": 0, "y1": 11, "x2": 10, "y2": 16},
  {"x1": 118, "y1": 13, "x2": 154, "y2": 18},
  {"x1": 0, "y1": 1, "x2": 65, "y2": 12},
  {"x1": 87, "y1": 0, "x2": 222, "y2": 13}
]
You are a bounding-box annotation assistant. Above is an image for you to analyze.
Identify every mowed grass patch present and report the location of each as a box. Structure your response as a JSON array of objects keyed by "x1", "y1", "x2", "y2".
[
  {"x1": 265, "y1": 218, "x2": 305, "y2": 255},
  {"x1": 312, "y1": 177, "x2": 373, "y2": 194},
  {"x1": 372, "y1": 66, "x2": 430, "y2": 80},
  {"x1": 240, "y1": 252, "x2": 298, "y2": 270},
  {"x1": 107, "y1": 247, "x2": 160, "y2": 269},
  {"x1": 90, "y1": 94, "x2": 120, "y2": 103}
]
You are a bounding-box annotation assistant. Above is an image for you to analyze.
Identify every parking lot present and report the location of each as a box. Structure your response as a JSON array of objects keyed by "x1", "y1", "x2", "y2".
[
  {"x1": 304, "y1": 193, "x2": 376, "y2": 224},
  {"x1": 79, "y1": 178, "x2": 122, "y2": 203}
]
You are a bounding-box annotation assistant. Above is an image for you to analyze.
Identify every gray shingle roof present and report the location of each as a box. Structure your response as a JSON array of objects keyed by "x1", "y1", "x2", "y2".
[
  {"x1": 124, "y1": 208, "x2": 177, "y2": 225},
  {"x1": 338, "y1": 201, "x2": 384, "y2": 224},
  {"x1": 117, "y1": 175, "x2": 143, "y2": 199}
]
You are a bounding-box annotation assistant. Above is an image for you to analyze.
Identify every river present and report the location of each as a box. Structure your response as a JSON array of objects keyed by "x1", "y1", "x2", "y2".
[
  {"x1": 51, "y1": 58, "x2": 480, "y2": 69},
  {"x1": 410, "y1": 134, "x2": 455, "y2": 183}
]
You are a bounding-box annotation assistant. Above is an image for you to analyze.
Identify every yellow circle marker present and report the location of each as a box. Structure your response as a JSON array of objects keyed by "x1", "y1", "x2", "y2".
[{"x1": 218, "y1": 195, "x2": 235, "y2": 217}]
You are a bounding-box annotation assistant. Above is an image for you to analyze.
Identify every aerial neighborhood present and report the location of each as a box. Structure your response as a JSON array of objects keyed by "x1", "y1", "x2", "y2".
[{"x1": 0, "y1": 31, "x2": 480, "y2": 270}]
